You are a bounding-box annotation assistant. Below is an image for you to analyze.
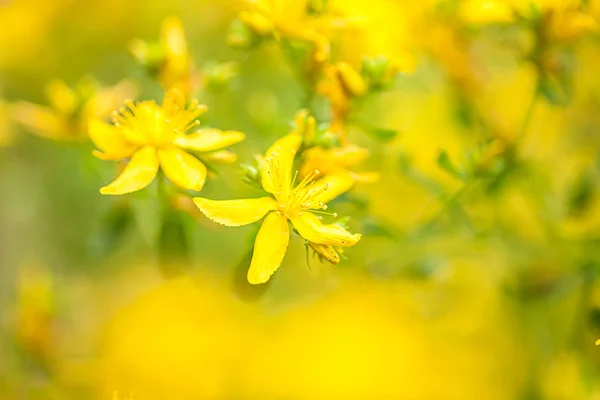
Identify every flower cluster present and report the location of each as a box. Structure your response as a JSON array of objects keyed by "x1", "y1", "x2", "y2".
[{"x1": 2, "y1": 11, "x2": 388, "y2": 285}]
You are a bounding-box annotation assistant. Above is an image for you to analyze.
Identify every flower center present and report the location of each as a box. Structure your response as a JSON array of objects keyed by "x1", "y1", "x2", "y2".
[
  {"x1": 279, "y1": 169, "x2": 330, "y2": 218},
  {"x1": 112, "y1": 99, "x2": 203, "y2": 147}
]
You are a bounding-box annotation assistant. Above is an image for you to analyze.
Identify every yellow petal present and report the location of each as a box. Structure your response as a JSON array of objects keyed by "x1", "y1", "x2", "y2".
[
  {"x1": 336, "y1": 62, "x2": 367, "y2": 97},
  {"x1": 161, "y1": 17, "x2": 188, "y2": 67},
  {"x1": 291, "y1": 211, "x2": 361, "y2": 247},
  {"x1": 199, "y1": 149, "x2": 237, "y2": 164},
  {"x1": 45, "y1": 79, "x2": 77, "y2": 115},
  {"x1": 308, "y1": 242, "x2": 340, "y2": 264},
  {"x1": 100, "y1": 146, "x2": 159, "y2": 195},
  {"x1": 349, "y1": 171, "x2": 380, "y2": 184},
  {"x1": 89, "y1": 119, "x2": 136, "y2": 160},
  {"x1": 309, "y1": 173, "x2": 355, "y2": 205},
  {"x1": 174, "y1": 129, "x2": 245, "y2": 152},
  {"x1": 10, "y1": 102, "x2": 70, "y2": 140},
  {"x1": 161, "y1": 88, "x2": 188, "y2": 115},
  {"x1": 261, "y1": 133, "x2": 302, "y2": 200},
  {"x1": 192, "y1": 197, "x2": 277, "y2": 227},
  {"x1": 248, "y1": 212, "x2": 290, "y2": 284},
  {"x1": 158, "y1": 148, "x2": 207, "y2": 192},
  {"x1": 88, "y1": 79, "x2": 138, "y2": 118},
  {"x1": 331, "y1": 145, "x2": 369, "y2": 167}
]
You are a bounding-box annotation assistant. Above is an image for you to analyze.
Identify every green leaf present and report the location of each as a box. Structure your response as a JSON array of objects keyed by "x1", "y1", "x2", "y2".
[{"x1": 367, "y1": 127, "x2": 398, "y2": 142}]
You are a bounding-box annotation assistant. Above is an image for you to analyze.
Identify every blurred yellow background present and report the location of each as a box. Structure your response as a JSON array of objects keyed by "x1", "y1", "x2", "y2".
[{"x1": 1, "y1": 0, "x2": 600, "y2": 399}]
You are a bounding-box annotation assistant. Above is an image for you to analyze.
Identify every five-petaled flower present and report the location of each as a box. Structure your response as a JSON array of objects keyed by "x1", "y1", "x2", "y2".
[
  {"x1": 90, "y1": 89, "x2": 245, "y2": 195},
  {"x1": 11, "y1": 78, "x2": 135, "y2": 142},
  {"x1": 193, "y1": 131, "x2": 362, "y2": 284}
]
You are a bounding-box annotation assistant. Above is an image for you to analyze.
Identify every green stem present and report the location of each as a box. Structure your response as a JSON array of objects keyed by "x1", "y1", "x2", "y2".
[{"x1": 515, "y1": 78, "x2": 539, "y2": 146}]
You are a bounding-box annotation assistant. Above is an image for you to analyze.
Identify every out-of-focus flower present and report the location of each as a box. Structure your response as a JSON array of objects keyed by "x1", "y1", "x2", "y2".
[
  {"x1": 547, "y1": 9, "x2": 598, "y2": 41},
  {"x1": 539, "y1": 353, "x2": 591, "y2": 400},
  {"x1": 361, "y1": 55, "x2": 400, "y2": 91},
  {"x1": 459, "y1": 0, "x2": 515, "y2": 24},
  {"x1": 328, "y1": 0, "x2": 420, "y2": 72},
  {"x1": 300, "y1": 144, "x2": 379, "y2": 184},
  {"x1": 232, "y1": 0, "x2": 336, "y2": 62},
  {"x1": 11, "y1": 78, "x2": 136, "y2": 142},
  {"x1": 130, "y1": 16, "x2": 198, "y2": 96},
  {"x1": 460, "y1": 0, "x2": 597, "y2": 42},
  {"x1": 100, "y1": 266, "x2": 524, "y2": 399},
  {"x1": 317, "y1": 62, "x2": 366, "y2": 137},
  {"x1": 14, "y1": 263, "x2": 56, "y2": 367},
  {"x1": 90, "y1": 89, "x2": 244, "y2": 195},
  {"x1": 193, "y1": 132, "x2": 360, "y2": 284}
]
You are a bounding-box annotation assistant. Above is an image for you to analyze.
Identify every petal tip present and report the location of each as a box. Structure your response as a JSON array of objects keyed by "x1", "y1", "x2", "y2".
[{"x1": 247, "y1": 269, "x2": 273, "y2": 285}]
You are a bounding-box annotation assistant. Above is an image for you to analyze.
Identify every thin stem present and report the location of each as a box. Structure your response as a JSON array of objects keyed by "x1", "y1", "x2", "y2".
[{"x1": 515, "y1": 77, "x2": 539, "y2": 146}]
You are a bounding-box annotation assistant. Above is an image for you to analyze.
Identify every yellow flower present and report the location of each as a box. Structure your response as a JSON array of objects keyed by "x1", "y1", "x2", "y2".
[
  {"x1": 317, "y1": 62, "x2": 367, "y2": 138},
  {"x1": 91, "y1": 89, "x2": 245, "y2": 195},
  {"x1": 459, "y1": 0, "x2": 515, "y2": 24},
  {"x1": 327, "y1": 0, "x2": 419, "y2": 72},
  {"x1": 193, "y1": 132, "x2": 361, "y2": 284},
  {"x1": 15, "y1": 263, "x2": 56, "y2": 366},
  {"x1": 300, "y1": 144, "x2": 380, "y2": 184},
  {"x1": 547, "y1": 9, "x2": 597, "y2": 41},
  {"x1": 238, "y1": 0, "x2": 333, "y2": 62},
  {"x1": 130, "y1": 16, "x2": 197, "y2": 96},
  {"x1": 11, "y1": 78, "x2": 136, "y2": 141},
  {"x1": 459, "y1": 0, "x2": 597, "y2": 41}
]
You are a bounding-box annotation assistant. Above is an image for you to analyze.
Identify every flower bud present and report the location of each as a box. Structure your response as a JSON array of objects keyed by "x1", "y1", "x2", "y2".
[
  {"x1": 362, "y1": 55, "x2": 399, "y2": 90},
  {"x1": 227, "y1": 19, "x2": 256, "y2": 49},
  {"x1": 239, "y1": 11, "x2": 274, "y2": 37},
  {"x1": 335, "y1": 62, "x2": 367, "y2": 97},
  {"x1": 203, "y1": 61, "x2": 238, "y2": 89},
  {"x1": 129, "y1": 39, "x2": 166, "y2": 75},
  {"x1": 293, "y1": 109, "x2": 317, "y2": 143},
  {"x1": 308, "y1": 242, "x2": 340, "y2": 265}
]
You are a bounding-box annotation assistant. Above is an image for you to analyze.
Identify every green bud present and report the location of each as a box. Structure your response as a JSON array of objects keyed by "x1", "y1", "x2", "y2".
[
  {"x1": 293, "y1": 109, "x2": 317, "y2": 143},
  {"x1": 240, "y1": 159, "x2": 263, "y2": 189},
  {"x1": 129, "y1": 39, "x2": 166, "y2": 75},
  {"x1": 362, "y1": 55, "x2": 398, "y2": 90},
  {"x1": 312, "y1": 124, "x2": 340, "y2": 148},
  {"x1": 334, "y1": 216, "x2": 351, "y2": 230},
  {"x1": 227, "y1": 18, "x2": 257, "y2": 49},
  {"x1": 203, "y1": 61, "x2": 238, "y2": 89}
]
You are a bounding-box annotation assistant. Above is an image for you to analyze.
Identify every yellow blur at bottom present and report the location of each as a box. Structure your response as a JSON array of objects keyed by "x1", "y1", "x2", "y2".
[{"x1": 99, "y1": 267, "x2": 524, "y2": 399}]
